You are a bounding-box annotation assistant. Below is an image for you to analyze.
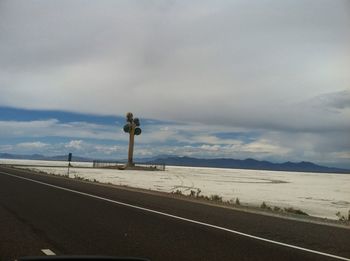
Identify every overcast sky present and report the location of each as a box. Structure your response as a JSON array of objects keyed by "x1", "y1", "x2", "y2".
[{"x1": 0, "y1": 0, "x2": 349, "y2": 168}]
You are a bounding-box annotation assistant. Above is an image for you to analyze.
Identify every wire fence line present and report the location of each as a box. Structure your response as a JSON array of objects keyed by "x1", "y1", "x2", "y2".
[
  {"x1": 0, "y1": 160, "x2": 166, "y2": 171},
  {"x1": 92, "y1": 160, "x2": 166, "y2": 171}
]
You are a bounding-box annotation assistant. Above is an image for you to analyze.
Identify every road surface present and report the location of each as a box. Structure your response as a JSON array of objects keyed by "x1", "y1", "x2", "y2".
[{"x1": 0, "y1": 166, "x2": 349, "y2": 261}]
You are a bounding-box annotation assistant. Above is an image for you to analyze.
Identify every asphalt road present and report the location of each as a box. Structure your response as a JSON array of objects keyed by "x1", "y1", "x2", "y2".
[{"x1": 0, "y1": 166, "x2": 349, "y2": 261}]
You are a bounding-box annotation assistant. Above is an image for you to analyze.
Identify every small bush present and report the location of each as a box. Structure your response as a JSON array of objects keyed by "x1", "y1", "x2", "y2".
[
  {"x1": 261, "y1": 201, "x2": 271, "y2": 210},
  {"x1": 336, "y1": 211, "x2": 346, "y2": 221},
  {"x1": 73, "y1": 175, "x2": 89, "y2": 182},
  {"x1": 210, "y1": 194, "x2": 223, "y2": 202},
  {"x1": 226, "y1": 198, "x2": 241, "y2": 206},
  {"x1": 172, "y1": 189, "x2": 183, "y2": 195},
  {"x1": 197, "y1": 195, "x2": 210, "y2": 200},
  {"x1": 235, "y1": 198, "x2": 241, "y2": 205},
  {"x1": 189, "y1": 190, "x2": 196, "y2": 197},
  {"x1": 284, "y1": 207, "x2": 308, "y2": 216},
  {"x1": 273, "y1": 206, "x2": 282, "y2": 212},
  {"x1": 227, "y1": 199, "x2": 235, "y2": 205},
  {"x1": 196, "y1": 189, "x2": 202, "y2": 197}
]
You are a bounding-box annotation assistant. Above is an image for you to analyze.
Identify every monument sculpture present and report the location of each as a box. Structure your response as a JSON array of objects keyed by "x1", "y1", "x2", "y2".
[{"x1": 123, "y1": 112, "x2": 142, "y2": 167}]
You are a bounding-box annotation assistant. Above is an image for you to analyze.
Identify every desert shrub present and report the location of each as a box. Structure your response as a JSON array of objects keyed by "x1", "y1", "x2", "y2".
[
  {"x1": 196, "y1": 188, "x2": 202, "y2": 197},
  {"x1": 198, "y1": 195, "x2": 210, "y2": 200},
  {"x1": 261, "y1": 201, "x2": 272, "y2": 210},
  {"x1": 284, "y1": 207, "x2": 308, "y2": 216},
  {"x1": 73, "y1": 175, "x2": 90, "y2": 182},
  {"x1": 189, "y1": 190, "x2": 196, "y2": 197},
  {"x1": 210, "y1": 194, "x2": 223, "y2": 202},
  {"x1": 227, "y1": 199, "x2": 235, "y2": 205},
  {"x1": 336, "y1": 211, "x2": 346, "y2": 221},
  {"x1": 273, "y1": 206, "x2": 282, "y2": 212},
  {"x1": 172, "y1": 189, "x2": 183, "y2": 195},
  {"x1": 235, "y1": 198, "x2": 241, "y2": 205}
]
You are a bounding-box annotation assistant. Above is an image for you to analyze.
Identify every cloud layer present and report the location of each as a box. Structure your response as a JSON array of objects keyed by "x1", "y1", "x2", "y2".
[{"x1": 0, "y1": 1, "x2": 349, "y2": 167}]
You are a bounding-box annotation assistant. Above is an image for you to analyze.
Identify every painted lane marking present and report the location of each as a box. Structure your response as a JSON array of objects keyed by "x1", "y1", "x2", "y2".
[
  {"x1": 41, "y1": 249, "x2": 56, "y2": 255},
  {"x1": 2, "y1": 171, "x2": 350, "y2": 261}
]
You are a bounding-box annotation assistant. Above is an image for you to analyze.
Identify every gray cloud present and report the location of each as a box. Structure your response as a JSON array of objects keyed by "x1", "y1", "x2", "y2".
[
  {"x1": 310, "y1": 90, "x2": 350, "y2": 110},
  {"x1": 0, "y1": 0, "x2": 349, "y2": 166}
]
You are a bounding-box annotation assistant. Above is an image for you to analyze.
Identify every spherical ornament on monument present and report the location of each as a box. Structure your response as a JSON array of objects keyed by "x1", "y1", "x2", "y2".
[
  {"x1": 134, "y1": 127, "x2": 142, "y2": 136},
  {"x1": 123, "y1": 124, "x2": 130, "y2": 133},
  {"x1": 134, "y1": 118, "x2": 140, "y2": 126}
]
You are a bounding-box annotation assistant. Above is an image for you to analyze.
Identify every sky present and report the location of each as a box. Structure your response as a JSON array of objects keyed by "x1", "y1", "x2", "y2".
[{"x1": 0, "y1": 0, "x2": 349, "y2": 168}]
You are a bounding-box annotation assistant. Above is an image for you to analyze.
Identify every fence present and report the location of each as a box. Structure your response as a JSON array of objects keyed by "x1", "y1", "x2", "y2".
[
  {"x1": 92, "y1": 161, "x2": 123, "y2": 168},
  {"x1": 92, "y1": 161, "x2": 166, "y2": 171}
]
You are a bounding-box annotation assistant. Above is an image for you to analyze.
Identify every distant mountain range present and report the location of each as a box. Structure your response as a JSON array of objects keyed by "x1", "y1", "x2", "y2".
[
  {"x1": 144, "y1": 156, "x2": 350, "y2": 174},
  {"x1": 1, "y1": 153, "x2": 349, "y2": 174},
  {"x1": 0, "y1": 153, "x2": 92, "y2": 162}
]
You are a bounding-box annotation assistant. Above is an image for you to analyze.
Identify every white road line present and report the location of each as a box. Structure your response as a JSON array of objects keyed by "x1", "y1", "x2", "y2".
[
  {"x1": 41, "y1": 249, "x2": 56, "y2": 256},
  {"x1": 2, "y1": 171, "x2": 350, "y2": 261}
]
